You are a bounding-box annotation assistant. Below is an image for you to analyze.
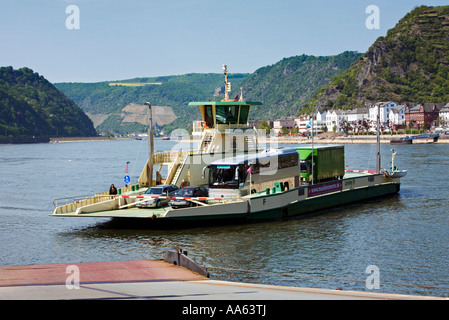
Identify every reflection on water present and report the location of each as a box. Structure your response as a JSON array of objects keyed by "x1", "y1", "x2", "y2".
[{"x1": 0, "y1": 140, "x2": 448, "y2": 297}]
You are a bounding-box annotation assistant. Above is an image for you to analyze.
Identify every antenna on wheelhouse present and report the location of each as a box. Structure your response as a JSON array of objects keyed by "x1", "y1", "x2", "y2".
[{"x1": 222, "y1": 64, "x2": 231, "y2": 101}]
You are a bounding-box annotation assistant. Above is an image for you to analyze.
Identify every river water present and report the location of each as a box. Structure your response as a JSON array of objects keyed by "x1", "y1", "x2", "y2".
[{"x1": 0, "y1": 139, "x2": 448, "y2": 298}]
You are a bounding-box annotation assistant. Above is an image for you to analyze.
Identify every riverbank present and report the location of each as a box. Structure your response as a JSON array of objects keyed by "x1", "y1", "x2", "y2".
[
  {"x1": 49, "y1": 136, "x2": 119, "y2": 143},
  {"x1": 258, "y1": 134, "x2": 449, "y2": 144},
  {"x1": 181, "y1": 133, "x2": 449, "y2": 145},
  {"x1": 0, "y1": 136, "x2": 50, "y2": 144}
]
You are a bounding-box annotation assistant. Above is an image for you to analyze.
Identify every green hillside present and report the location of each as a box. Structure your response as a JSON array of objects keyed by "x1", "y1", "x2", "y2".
[
  {"x1": 55, "y1": 73, "x2": 248, "y2": 135},
  {"x1": 304, "y1": 5, "x2": 449, "y2": 114},
  {"x1": 55, "y1": 52, "x2": 360, "y2": 134},
  {"x1": 231, "y1": 51, "x2": 362, "y2": 120},
  {"x1": 0, "y1": 67, "x2": 96, "y2": 138}
]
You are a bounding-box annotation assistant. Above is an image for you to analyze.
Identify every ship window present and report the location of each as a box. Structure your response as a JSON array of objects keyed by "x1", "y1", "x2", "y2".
[
  {"x1": 205, "y1": 105, "x2": 214, "y2": 128},
  {"x1": 238, "y1": 106, "x2": 249, "y2": 124},
  {"x1": 216, "y1": 105, "x2": 238, "y2": 124},
  {"x1": 209, "y1": 165, "x2": 239, "y2": 189},
  {"x1": 279, "y1": 153, "x2": 299, "y2": 169}
]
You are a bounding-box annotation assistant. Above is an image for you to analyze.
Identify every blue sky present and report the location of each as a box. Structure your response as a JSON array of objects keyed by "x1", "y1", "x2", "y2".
[{"x1": 1, "y1": 0, "x2": 447, "y2": 83}]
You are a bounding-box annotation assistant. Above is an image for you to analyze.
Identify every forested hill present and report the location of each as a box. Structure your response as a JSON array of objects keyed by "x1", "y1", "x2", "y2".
[
  {"x1": 55, "y1": 73, "x2": 248, "y2": 134},
  {"x1": 303, "y1": 5, "x2": 449, "y2": 114},
  {"x1": 230, "y1": 51, "x2": 362, "y2": 119},
  {"x1": 55, "y1": 52, "x2": 360, "y2": 134},
  {"x1": 0, "y1": 67, "x2": 96, "y2": 137}
]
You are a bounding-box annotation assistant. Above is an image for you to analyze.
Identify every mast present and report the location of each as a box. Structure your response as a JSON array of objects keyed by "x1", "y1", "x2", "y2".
[
  {"x1": 311, "y1": 114, "x2": 314, "y2": 185},
  {"x1": 376, "y1": 103, "x2": 381, "y2": 173},
  {"x1": 145, "y1": 102, "x2": 154, "y2": 187},
  {"x1": 223, "y1": 64, "x2": 231, "y2": 101}
]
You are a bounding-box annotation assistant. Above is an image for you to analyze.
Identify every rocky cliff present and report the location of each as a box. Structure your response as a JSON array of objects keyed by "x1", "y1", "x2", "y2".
[{"x1": 303, "y1": 5, "x2": 449, "y2": 114}]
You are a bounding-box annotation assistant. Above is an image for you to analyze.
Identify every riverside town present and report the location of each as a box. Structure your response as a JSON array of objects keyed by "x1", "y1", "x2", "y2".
[{"x1": 251, "y1": 101, "x2": 449, "y2": 136}]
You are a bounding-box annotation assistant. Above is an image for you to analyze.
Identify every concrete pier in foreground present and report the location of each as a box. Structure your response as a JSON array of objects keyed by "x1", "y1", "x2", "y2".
[{"x1": 0, "y1": 255, "x2": 446, "y2": 300}]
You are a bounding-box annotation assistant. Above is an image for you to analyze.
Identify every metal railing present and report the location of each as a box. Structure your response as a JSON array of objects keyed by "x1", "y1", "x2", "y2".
[
  {"x1": 52, "y1": 183, "x2": 143, "y2": 214},
  {"x1": 52, "y1": 194, "x2": 115, "y2": 214}
]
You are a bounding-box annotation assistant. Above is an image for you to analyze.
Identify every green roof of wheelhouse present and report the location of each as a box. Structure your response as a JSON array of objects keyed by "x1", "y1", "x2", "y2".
[{"x1": 188, "y1": 101, "x2": 262, "y2": 106}]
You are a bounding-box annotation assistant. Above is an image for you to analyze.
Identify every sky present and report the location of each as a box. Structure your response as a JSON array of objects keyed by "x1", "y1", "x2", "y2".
[{"x1": 1, "y1": 0, "x2": 448, "y2": 83}]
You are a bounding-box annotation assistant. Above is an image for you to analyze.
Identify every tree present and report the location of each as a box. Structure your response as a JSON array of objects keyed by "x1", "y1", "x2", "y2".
[
  {"x1": 280, "y1": 126, "x2": 290, "y2": 135},
  {"x1": 339, "y1": 120, "x2": 352, "y2": 134},
  {"x1": 258, "y1": 120, "x2": 271, "y2": 135}
]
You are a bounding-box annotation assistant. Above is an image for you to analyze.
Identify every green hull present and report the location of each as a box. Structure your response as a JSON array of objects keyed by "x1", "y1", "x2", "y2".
[
  {"x1": 145, "y1": 181, "x2": 400, "y2": 224},
  {"x1": 248, "y1": 182, "x2": 399, "y2": 221}
]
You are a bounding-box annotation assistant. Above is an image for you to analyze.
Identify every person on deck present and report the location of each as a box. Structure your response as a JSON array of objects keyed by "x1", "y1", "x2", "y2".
[
  {"x1": 109, "y1": 184, "x2": 118, "y2": 195},
  {"x1": 156, "y1": 171, "x2": 162, "y2": 185}
]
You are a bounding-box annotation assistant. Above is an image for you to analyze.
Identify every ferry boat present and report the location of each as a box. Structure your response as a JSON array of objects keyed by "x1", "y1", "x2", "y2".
[{"x1": 51, "y1": 66, "x2": 406, "y2": 224}]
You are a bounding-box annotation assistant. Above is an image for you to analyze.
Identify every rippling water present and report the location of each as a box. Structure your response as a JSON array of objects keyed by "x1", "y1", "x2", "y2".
[{"x1": 0, "y1": 139, "x2": 448, "y2": 297}]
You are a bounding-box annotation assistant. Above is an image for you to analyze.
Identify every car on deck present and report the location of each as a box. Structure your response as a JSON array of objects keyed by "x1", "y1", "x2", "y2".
[
  {"x1": 169, "y1": 186, "x2": 209, "y2": 209},
  {"x1": 136, "y1": 184, "x2": 179, "y2": 208}
]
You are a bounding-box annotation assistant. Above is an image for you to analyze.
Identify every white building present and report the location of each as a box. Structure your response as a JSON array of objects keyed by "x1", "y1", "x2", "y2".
[
  {"x1": 347, "y1": 108, "x2": 369, "y2": 123},
  {"x1": 295, "y1": 115, "x2": 311, "y2": 133},
  {"x1": 439, "y1": 103, "x2": 449, "y2": 127},
  {"x1": 315, "y1": 111, "x2": 327, "y2": 131},
  {"x1": 388, "y1": 104, "x2": 406, "y2": 128},
  {"x1": 325, "y1": 110, "x2": 347, "y2": 132},
  {"x1": 368, "y1": 102, "x2": 397, "y2": 131},
  {"x1": 316, "y1": 111, "x2": 327, "y2": 122}
]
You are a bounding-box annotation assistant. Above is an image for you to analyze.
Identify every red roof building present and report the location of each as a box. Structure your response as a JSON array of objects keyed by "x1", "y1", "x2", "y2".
[{"x1": 405, "y1": 103, "x2": 445, "y2": 129}]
